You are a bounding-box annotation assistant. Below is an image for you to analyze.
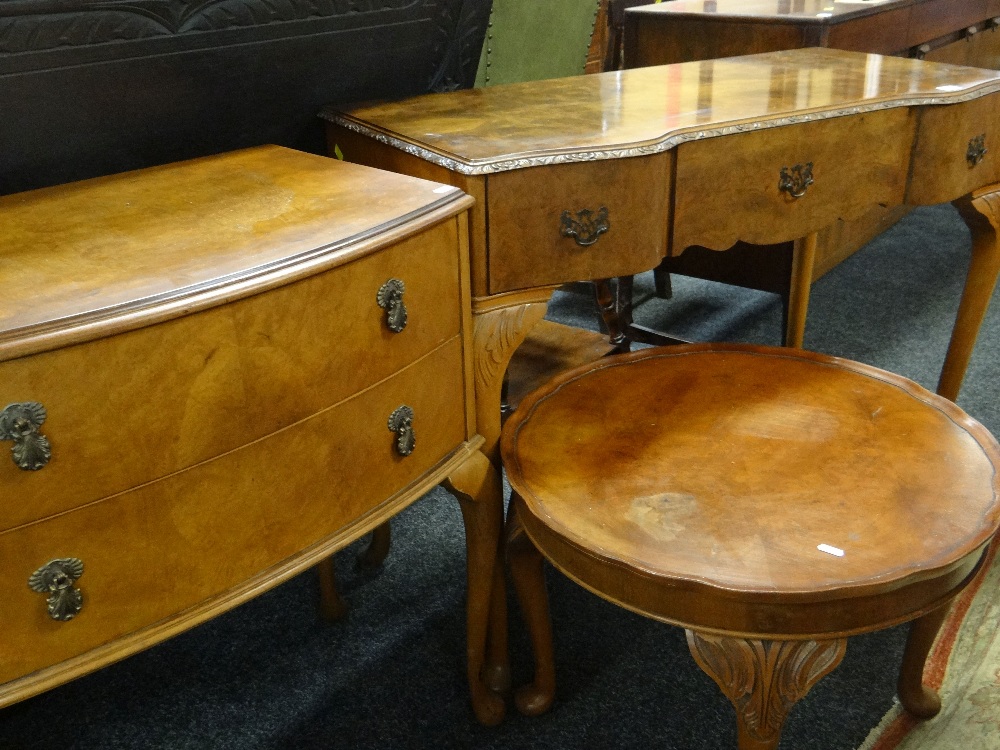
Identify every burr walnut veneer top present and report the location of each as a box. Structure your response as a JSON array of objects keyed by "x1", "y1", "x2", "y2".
[{"x1": 324, "y1": 48, "x2": 1000, "y2": 173}]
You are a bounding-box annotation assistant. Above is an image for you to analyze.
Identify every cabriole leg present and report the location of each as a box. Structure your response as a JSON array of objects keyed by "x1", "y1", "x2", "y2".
[
  {"x1": 941, "y1": 188, "x2": 1000, "y2": 400},
  {"x1": 507, "y1": 497, "x2": 556, "y2": 716},
  {"x1": 444, "y1": 449, "x2": 507, "y2": 726},
  {"x1": 897, "y1": 602, "x2": 952, "y2": 718}
]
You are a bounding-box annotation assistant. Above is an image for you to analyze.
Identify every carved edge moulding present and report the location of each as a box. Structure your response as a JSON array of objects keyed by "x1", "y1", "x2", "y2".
[{"x1": 320, "y1": 82, "x2": 1000, "y2": 175}]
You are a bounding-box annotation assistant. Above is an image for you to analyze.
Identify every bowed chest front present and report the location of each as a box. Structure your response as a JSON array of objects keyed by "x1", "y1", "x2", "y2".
[{"x1": 0, "y1": 145, "x2": 503, "y2": 724}]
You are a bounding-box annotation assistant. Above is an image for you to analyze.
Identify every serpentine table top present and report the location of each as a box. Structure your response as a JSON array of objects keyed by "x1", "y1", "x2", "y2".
[{"x1": 324, "y1": 47, "x2": 999, "y2": 174}]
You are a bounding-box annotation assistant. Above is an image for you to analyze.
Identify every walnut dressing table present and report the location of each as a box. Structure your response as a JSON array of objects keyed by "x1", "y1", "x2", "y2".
[
  {"x1": 323, "y1": 47, "x2": 1000, "y2": 467},
  {"x1": 0, "y1": 146, "x2": 506, "y2": 725}
]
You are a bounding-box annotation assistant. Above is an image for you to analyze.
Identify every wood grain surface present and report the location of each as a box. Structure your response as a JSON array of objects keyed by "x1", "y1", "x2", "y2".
[
  {"x1": 504, "y1": 346, "x2": 1000, "y2": 605},
  {"x1": 325, "y1": 49, "x2": 1000, "y2": 172}
]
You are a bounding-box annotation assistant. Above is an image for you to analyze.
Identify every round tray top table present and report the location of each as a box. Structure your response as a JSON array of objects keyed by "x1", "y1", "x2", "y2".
[{"x1": 501, "y1": 344, "x2": 1000, "y2": 750}]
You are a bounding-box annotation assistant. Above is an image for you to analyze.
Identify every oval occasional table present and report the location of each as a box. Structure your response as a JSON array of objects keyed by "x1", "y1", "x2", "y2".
[{"x1": 501, "y1": 344, "x2": 1000, "y2": 749}]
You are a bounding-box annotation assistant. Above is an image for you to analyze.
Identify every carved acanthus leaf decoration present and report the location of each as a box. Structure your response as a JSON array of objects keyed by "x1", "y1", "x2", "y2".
[
  {"x1": 472, "y1": 304, "x2": 548, "y2": 401},
  {"x1": 0, "y1": 11, "x2": 168, "y2": 52},
  {"x1": 687, "y1": 632, "x2": 846, "y2": 744}
]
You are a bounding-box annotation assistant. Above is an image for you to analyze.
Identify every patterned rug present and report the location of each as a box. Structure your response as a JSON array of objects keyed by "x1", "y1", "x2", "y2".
[{"x1": 858, "y1": 540, "x2": 1000, "y2": 750}]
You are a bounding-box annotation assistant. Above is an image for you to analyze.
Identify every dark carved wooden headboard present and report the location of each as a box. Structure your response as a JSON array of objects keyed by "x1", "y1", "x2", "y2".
[{"x1": 0, "y1": 0, "x2": 491, "y2": 194}]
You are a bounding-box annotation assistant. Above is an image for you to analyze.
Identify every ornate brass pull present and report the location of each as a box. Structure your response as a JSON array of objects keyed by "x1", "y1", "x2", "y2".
[
  {"x1": 779, "y1": 163, "x2": 814, "y2": 199},
  {"x1": 387, "y1": 405, "x2": 415, "y2": 457},
  {"x1": 377, "y1": 279, "x2": 407, "y2": 333},
  {"x1": 560, "y1": 207, "x2": 610, "y2": 247},
  {"x1": 29, "y1": 558, "x2": 84, "y2": 621},
  {"x1": 0, "y1": 402, "x2": 51, "y2": 471},
  {"x1": 967, "y1": 134, "x2": 988, "y2": 167}
]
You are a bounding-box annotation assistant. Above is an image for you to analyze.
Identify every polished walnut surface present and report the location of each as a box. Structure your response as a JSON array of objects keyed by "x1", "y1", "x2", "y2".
[
  {"x1": 504, "y1": 346, "x2": 1000, "y2": 600},
  {"x1": 325, "y1": 48, "x2": 1000, "y2": 173},
  {"x1": 0, "y1": 145, "x2": 467, "y2": 359}
]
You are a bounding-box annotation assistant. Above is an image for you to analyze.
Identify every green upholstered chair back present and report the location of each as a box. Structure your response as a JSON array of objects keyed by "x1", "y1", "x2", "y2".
[{"x1": 475, "y1": 0, "x2": 602, "y2": 86}]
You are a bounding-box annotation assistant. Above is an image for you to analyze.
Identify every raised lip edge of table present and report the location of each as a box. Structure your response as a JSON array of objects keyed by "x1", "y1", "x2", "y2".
[
  {"x1": 503, "y1": 345, "x2": 1000, "y2": 607},
  {"x1": 503, "y1": 346, "x2": 1000, "y2": 645}
]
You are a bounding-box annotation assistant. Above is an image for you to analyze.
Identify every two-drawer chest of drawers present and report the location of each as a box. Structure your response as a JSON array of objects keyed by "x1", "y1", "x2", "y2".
[{"x1": 0, "y1": 145, "x2": 504, "y2": 725}]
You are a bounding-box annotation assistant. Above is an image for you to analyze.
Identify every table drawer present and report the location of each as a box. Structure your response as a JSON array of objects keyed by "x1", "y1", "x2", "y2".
[
  {"x1": 0, "y1": 336, "x2": 466, "y2": 687},
  {"x1": 0, "y1": 220, "x2": 462, "y2": 531},
  {"x1": 485, "y1": 154, "x2": 671, "y2": 294},
  {"x1": 907, "y1": 95, "x2": 1000, "y2": 205},
  {"x1": 672, "y1": 108, "x2": 914, "y2": 252}
]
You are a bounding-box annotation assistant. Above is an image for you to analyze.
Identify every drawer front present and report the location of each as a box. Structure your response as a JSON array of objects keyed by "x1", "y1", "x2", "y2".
[
  {"x1": 486, "y1": 154, "x2": 671, "y2": 294},
  {"x1": 907, "y1": 95, "x2": 1000, "y2": 206},
  {"x1": 0, "y1": 337, "x2": 466, "y2": 686},
  {"x1": 672, "y1": 108, "x2": 914, "y2": 252},
  {"x1": 0, "y1": 219, "x2": 462, "y2": 530}
]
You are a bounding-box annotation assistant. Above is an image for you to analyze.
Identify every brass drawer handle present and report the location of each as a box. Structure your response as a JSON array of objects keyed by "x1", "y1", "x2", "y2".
[
  {"x1": 29, "y1": 558, "x2": 84, "y2": 621},
  {"x1": 560, "y1": 207, "x2": 610, "y2": 247},
  {"x1": 377, "y1": 279, "x2": 408, "y2": 333},
  {"x1": 779, "y1": 163, "x2": 814, "y2": 199},
  {"x1": 388, "y1": 405, "x2": 415, "y2": 457},
  {"x1": 0, "y1": 402, "x2": 51, "y2": 471},
  {"x1": 968, "y1": 134, "x2": 988, "y2": 167}
]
